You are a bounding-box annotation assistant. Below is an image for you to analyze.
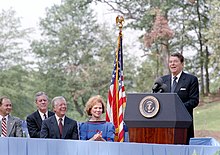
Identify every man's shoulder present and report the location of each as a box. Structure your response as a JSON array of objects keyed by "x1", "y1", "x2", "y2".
[
  {"x1": 9, "y1": 115, "x2": 20, "y2": 120},
  {"x1": 65, "y1": 116, "x2": 77, "y2": 123},
  {"x1": 27, "y1": 110, "x2": 38, "y2": 118},
  {"x1": 182, "y1": 72, "x2": 198, "y2": 80},
  {"x1": 161, "y1": 74, "x2": 170, "y2": 81},
  {"x1": 8, "y1": 115, "x2": 21, "y2": 123},
  {"x1": 45, "y1": 115, "x2": 55, "y2": 121},
  {"x1": 42, "y1": 116, "x2": 55, "y2": 126},
  {"x1": 48, "y1": 111, "x2": 55, "y2": 116},
  {"x1": 64, "y1": 117, "x2": 78, "y2": 127}
]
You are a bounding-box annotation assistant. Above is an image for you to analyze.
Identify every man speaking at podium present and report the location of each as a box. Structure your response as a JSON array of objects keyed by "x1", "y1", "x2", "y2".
[{"x1": 158, "y1": 52, "x2": 199, "y2": 144}]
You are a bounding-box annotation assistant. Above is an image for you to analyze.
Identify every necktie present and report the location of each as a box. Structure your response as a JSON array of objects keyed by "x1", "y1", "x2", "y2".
[
  {"x1": 171, "y1": 76, "x2": 177, "y2": 92},
  {"x1": 2, "y1": 117, "x2": 7, "y2": 137},
  {"x1": 43, "y1": 113, "x2": 47, "y2": 120},
  {"x1": 58, "y1": 118, "x2": 63, "y2": 138}
]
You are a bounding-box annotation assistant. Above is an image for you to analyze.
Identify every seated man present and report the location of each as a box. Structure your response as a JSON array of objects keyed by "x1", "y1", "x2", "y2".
[
  {"x1": 40, "y1": 96, "x2": 78, "y2": 140},
  {"x1": 0, "y1": 96, "x2": 23, "y2": 137},
  {"x1": 26, "y1": 92, "x2": 54, "y2": 138}
]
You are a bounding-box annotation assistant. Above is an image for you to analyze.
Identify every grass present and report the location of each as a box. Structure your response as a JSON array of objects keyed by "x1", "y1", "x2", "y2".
[{"x1": 194, "y1": 101, "x2": 220, "y2": 131}]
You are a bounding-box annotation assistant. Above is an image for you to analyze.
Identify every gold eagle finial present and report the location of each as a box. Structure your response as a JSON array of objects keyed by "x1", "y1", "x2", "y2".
[{"x1": 116, "y1": 15, "x2": 124, "y2": 29}]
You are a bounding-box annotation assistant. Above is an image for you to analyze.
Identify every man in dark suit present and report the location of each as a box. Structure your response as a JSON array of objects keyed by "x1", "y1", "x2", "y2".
[
  {"x1": 0, "y1": 96, "x2": 23, "y2": 137},
  {"x1": 26, "y1": 92, "x2": 54, "y2": 138},
  {"x1": 40, "y1": 96, "x2": 78, "y2": 140},
  {"x1": 161, "y1": 52, "x2": 199, "y2": 144}
]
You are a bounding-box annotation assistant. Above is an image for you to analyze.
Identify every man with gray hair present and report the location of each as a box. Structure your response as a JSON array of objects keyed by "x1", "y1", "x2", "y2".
[
  {"x1": 26, "y1": 91, "x2": 54, "y2": 138},
  {"x1": 40, "y1": 96, "x2": 78, "y2": 140}
]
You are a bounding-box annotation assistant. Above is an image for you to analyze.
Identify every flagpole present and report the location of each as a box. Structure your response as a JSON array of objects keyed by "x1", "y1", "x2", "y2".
[
  {"x1": 106, "y1": 15, "x2": 126, "y2": 142},
  {"x1": 116, "y1": 16, "x2": 126, "y2": 121},
  {"x1": 115, "y1": 15, "x2": 124, "y2": 142}
]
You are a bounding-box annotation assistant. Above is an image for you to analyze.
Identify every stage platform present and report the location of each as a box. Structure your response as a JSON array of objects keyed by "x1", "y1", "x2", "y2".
[{"x1": 1, "y1": 137, "x2": 220, "y2": 155}]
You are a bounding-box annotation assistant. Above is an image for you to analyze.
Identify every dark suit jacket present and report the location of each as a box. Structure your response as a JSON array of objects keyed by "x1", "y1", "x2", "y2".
[
  {"x1": 0, "y1": 115, "x2": 23, "y2": 137},
  {"x1": 26, "y1": 110, "x2": 54, "y2": 138},
  {"x1": 161, "y1": 71, "x2": 199, "y2": 143},
  {"x1": 40, "y1": 115, "x2": 79, "y2": 140}
]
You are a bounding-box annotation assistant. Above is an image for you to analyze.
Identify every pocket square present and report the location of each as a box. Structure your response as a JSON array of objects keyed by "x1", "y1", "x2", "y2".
[{"x1": 180, "y1": 88, "x2": 186, "y2": 90}]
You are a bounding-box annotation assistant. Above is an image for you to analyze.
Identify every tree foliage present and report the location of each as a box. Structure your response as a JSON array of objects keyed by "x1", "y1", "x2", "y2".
[
  {"x1": 1, "y1": 0, "x2": 220, "y2": 120},
  {"x1": 0, "y1": 8, "x2": 35, "y2": 119},
  {"x1": 204, "y1": 0, "x2": 220, "y2": 93},
  {"x1": 0, "y1": 8, "x2": 32, "y2": 70},
  {"x1": 30, "y1": 0, "x2": 136, "y2": 119},
  {"x1": 96, "y1": 0, "x2": 220, "y2": 95}
]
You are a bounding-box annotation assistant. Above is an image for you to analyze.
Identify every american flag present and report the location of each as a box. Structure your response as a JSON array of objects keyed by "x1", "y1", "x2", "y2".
[{"x1": 106, "y1": 33, "x2": 126, "y2": 142}]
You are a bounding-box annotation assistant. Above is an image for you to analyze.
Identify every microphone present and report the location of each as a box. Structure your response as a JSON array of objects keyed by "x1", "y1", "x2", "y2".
[
  {"x1": 152, "y1": 77, "x2": 163, "y2": 93},
  {"x1": 157, "y1": 84, "x2": 168, "y2": 93}
]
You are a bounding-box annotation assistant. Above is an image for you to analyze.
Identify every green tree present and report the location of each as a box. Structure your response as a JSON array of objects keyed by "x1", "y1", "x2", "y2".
[
  {"x1": 0, "y1": 8, "x2": 34, "y2": 119},
  {"x1": 0, "y1": 8, "x2": 31, "y2": 70},
  {"x1": 95, "y1": 0, "x2": 218, "y2": 96},
  {"x1": 0, "y1": 66, "x2": 36, "y2": 119},
  {"x1": 31, "y1": 0, "x2": 136, "y2": 119},
  {"x1": 205, "y1": 0, "x2": 220, "y2": 94}
]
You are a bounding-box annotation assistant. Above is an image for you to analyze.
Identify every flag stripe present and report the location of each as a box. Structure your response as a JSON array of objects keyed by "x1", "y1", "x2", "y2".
[{"x1": 107, "y1": 33, "x2": 126, "y2": 142}]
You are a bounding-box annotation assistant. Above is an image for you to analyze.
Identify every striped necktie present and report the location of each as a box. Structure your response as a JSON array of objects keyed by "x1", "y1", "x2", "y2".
[{"x1": 2, "y1": 117, "x2": 7, "y2": 137}]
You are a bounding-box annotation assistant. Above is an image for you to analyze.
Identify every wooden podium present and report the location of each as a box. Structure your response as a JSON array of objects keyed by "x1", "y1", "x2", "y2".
[{"x1": 124, "y1": 93, "x2": 192, "y2": 144}]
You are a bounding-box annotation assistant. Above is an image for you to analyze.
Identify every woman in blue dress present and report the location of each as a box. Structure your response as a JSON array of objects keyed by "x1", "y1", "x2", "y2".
[{"x1": 79, "y1": 95, "x2": 115, "y2": 142}]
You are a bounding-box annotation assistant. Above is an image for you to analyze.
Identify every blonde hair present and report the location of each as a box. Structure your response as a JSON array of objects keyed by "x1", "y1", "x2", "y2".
[{"x1": 84, "y1": 95, "x2": 106, "y2": 116}]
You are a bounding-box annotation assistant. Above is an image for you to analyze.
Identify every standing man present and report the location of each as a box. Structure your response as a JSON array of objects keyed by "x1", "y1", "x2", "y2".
[
  {"x1": 0, "y1": 96, "x2": 23, "y2": 137},
  {"x1": 40, "y1": 96, "x2": 78, "y2": 140},
  {"x1": 26, "y1": 92, "x2": 54, "y2": 138},
  {"x1": 161, "y1": 52, "x2": 199, "y2": 144}
]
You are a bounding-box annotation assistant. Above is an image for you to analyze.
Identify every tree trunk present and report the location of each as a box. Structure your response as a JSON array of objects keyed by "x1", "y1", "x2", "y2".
[
  {"x1": 205, "y1": 46, "x2": 210, "y2": 95},
  {"x1": 160, "y1": 40, "x2": 170, "y2": 75},
  {"x1": 196, "y1": 0, "x2": 204, "y2": 96}
]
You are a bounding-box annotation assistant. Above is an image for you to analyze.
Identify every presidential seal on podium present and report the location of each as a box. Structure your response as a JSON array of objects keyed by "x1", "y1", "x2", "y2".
[{"x1": 139, "y1": 95, "x2": 160, "y2": 118}]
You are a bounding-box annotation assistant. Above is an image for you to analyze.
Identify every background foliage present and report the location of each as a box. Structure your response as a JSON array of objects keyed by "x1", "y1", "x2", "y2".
[{"x1": 0, "y1": 0, "x2": 220, "y2": 126}]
